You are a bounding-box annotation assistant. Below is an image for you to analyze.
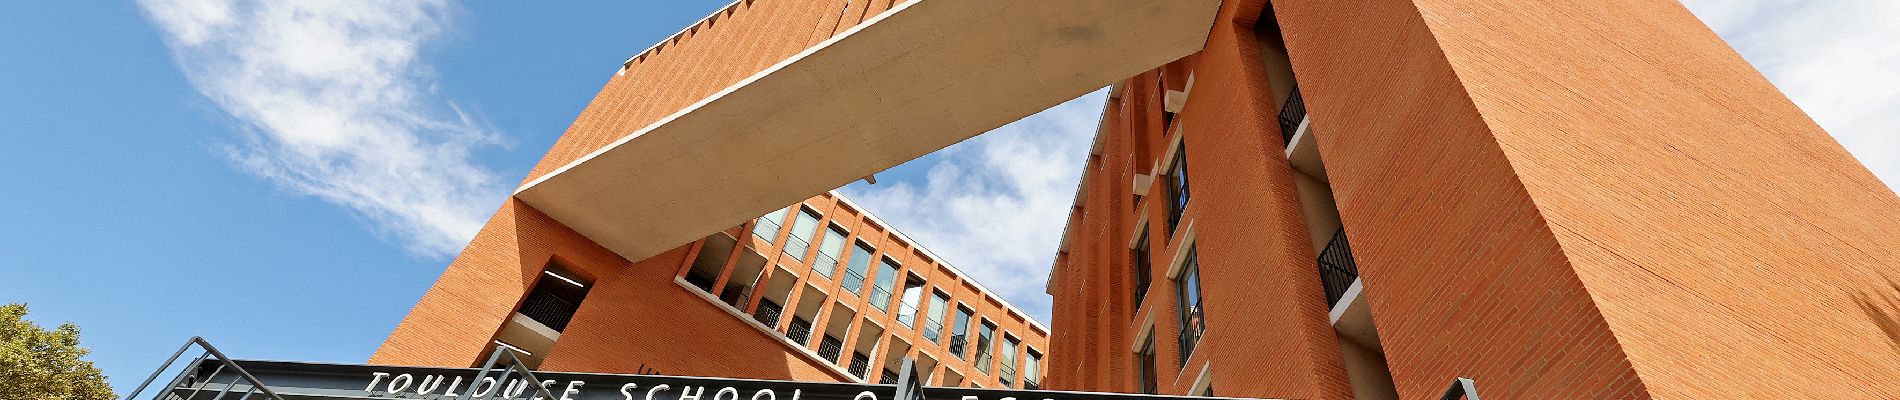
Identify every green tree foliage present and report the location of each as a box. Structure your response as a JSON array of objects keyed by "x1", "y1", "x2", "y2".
[{"x1": 0, "y1": 303, "x2": 114, "y2": 400}]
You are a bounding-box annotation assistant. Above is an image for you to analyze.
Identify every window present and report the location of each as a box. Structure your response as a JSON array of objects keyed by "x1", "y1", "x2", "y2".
[
  {"x1": 949, "y1": 306, "x2": 973, "y2": 358},
  {"x1": 753, "y1": 298, "x2": 783, "y2": 327},
  {"x1": 923, "y1": 291, "x2": 950, "y2": 343},
  {"x1": 974, "y1": 320, "x2": 997, "y2": 373},
  {"x1": 998, "y1": 335, "x2": 1020, "y2": 387},
  {"x1": 896, "y1": 277, "x2": 925, "y2": 327},
  {"x1": 1137, "y1": 338, "x2": 1157, "y2": 394},
  {"x1": 818, "y1": 335, "x2": 846, "y2": 363},
  {"x1": 814, "y1": 226, "x2": 847, "y2": 278},
  {"x1": 1176, "y1": 247, "x2": 1205, "y2": 365},
  {"x1": 1133, "y1": 231, "x2": 1152, "y2": 308},
  {"x1": 753, "y1": 207, "x2": 789, "y2": 243},
  {"x1": 1024, "y1": 349, "x2": 1042, "y2": 390},
  {"x1": 841, "y1": 242, "x2": 874, "y2": 294},
  {"x1": 520, "y1": 265, "x2": 590, "y2": 332},
  {"x1": 784, "y1": 208, "x2": 822, "y2": 261},
  {"x1": 870, "y1": 258, "x2": 900, "y2": 311},
  {"x1": 849, "y1": 352, "x2": 871, "y2": 379},
  {"x1": 1165, "y1": 144, "x2": 1191, "y2": 237}
]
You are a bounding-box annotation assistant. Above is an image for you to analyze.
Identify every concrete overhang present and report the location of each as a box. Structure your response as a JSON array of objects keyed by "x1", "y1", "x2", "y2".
[{"x1": 517, "y1": 0, "x2": 1221, "y2": 262}]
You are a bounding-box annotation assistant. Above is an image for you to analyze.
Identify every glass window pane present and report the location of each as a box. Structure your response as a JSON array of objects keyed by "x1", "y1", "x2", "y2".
[
  {"x1": 753, "y1": 207, "x2": 789, "y2": 243},
  {"x1": 842, "y1": 243, "x2": 874, "y2": 294},
  {"x1": 870, "y1": 258, "x2": 899, "y2": 311},
  {"x1": 784, "y1": 209, "x2": 821, "y2": 261},
  {"x1": 814, "y1": 226, "x2": 846, "y2": 278}
]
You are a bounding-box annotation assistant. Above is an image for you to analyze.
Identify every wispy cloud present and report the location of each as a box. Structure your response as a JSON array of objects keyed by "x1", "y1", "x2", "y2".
[
  {"x1": 1681, "y1": 0, "x2": 1900, "y2": 191},
  {"x1": 843, "y1": 90, "x2": 1107, "y2": 323},
  {"x1": 138, "y1": 0, "x2": 503, "y2": 256}
]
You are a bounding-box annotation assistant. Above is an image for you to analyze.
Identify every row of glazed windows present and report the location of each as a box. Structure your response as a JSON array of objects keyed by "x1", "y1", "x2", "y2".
[{"x1": 751, "y1": 205, "x2": 1043, "y2": 389}]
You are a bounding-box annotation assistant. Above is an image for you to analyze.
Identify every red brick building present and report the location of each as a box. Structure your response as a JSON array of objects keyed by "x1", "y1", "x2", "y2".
[
  {"x1": 372, "y1": 190, "x2": 1051, "y2": 389},
  {"x1": 1046, "y1": 1, "x2": 1900, "y2": 399},
  {"x1": 376, "y1": 0, "x2": 1900, "y2": 398}
]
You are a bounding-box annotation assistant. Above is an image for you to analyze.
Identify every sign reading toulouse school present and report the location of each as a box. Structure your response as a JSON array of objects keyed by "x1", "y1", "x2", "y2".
[{"x1": 185, "y1": 360, "x2": 1264, "y2": 400}]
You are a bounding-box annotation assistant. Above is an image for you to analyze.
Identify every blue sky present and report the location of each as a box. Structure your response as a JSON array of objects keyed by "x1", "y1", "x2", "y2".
[{"x1": 1, "y1": 0, "x2": 1895, "y2": 394}]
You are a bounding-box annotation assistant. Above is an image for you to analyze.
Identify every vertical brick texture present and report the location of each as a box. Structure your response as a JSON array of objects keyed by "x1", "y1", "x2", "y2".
[
  {"x1": 1045, "y1": 1, "x2": 1354, "y2": 398},
  {"x1": 1276, "y1": 0, "x2": 1900, "y2": 397}
]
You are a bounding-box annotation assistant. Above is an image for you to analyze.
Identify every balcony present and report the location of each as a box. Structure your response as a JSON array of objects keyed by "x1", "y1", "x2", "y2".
[
  {"x1": 1317, "y1": 228, "x2": 1359, "y2": 307},
  {"x1": 754, "y1": 299, "x2": 784, "y2": 327},
  {"x1": 812, "y1": 251, "x2": 841, "y2": 277},
  {"x1": 848, "y1": 353, "x2": 871, "y2": 379},
  {"x1": 787, "y1": 317, "x2": 813, "y2": 345},
  {"x1": 841, "y1": 267, "x2": 868, "y2": 295},
  {"x1": 782, "y1": 234, "x2": 813, "y2": 262},
  {"x1": 868, "y1": 286, "x2": 893, "y2": 311},
  {"x1": 1281, "y1": 85, "x2": 1328, "y2": 181},
  {"x1": 1278, "y1": 85, "x2": 1307, "y2": 146},
  {"x1": 1323, "y1": 228, "x2": 1382, "y2": 354},
  {"x1": 817, "y1": 336, "x2": 845, "y2": 363},
  {"x1": 948, "y1": 335, "x2": 968, "y2": 358},
  {"x1": 519, "y1": 289, "x2": 579, "y2": 332}
]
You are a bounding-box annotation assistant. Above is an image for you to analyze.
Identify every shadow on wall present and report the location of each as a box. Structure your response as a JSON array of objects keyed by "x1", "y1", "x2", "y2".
[{"x1": 1854, "y1": 279, "x2": 1900, "y2": 358}]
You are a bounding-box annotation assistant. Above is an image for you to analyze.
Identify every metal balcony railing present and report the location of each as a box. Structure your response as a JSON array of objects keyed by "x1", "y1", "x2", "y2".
[
  {"x1": 754, "y1": 300, "x2": 784, "y2": 327},
  {"x1": 787, "y1": 317, "x2": 813, "y2": 345},
  {"x1": 817, "y1": 336, "x2": 845, "y2": 363},
  {"x1": 813, "y1": 251, "x2": 841, "y2": 277},
  {"x1": 1177, "y1": 306, "x2": 1204, "y2": 366},
  {"x1": 1317, "y1": 228, "x2": 1360, "y2": 307},
  {"x1": 1279, "y1": 85, "x2": 1307, "y2": 146},
  {"x1": 998, "y1": 364, "x2": 1017, "y2": 388},
  {"x1": 841, "y1": 267, "x2": 868, "y2": 294},
  {"x1": 922, "y1": 319, "x2": 944, "y2": 343},
  {"x1": 783, "y1": 234, "x2": 813, "y2": 261},
  {"x1": 948, "y1": 335, "x2": 968, "y2": 357},
  {"x1": 520, "y1": 289, "x2": 580, "y2": 332},
  {"x1": 880, "y1": 369, "x2": 900, "y2": 384},
  {"x1": 753, "y1": 218, "x2": 783, "y2": 244},
  {"x1": 869, "y1": 286, "x2": 893, "y2": 311},
  {"x1": 848, "y1": 353, "x2": 871, "y2": 379}
]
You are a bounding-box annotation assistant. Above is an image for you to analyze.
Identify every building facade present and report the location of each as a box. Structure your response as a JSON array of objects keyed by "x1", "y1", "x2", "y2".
[
  {"x1": 374, "y1": 0, "x2": 1900, "y2": 399},
  {"x1": 1046, "y1": 1, "x2": 1900, "y2": 400},
  {"x1": 375, "y1": 190, "x2": 1051, "y2": 390}
]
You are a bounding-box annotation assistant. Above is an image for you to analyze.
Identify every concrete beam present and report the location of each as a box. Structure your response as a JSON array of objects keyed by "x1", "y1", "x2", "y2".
[{"x1": 517, "y1": 0, "x2": 1220, "y2": 263}]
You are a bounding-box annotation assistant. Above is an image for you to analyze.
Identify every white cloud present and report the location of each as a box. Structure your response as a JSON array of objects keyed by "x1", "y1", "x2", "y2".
[
  {"x1": 843, "y1": 90, "x2": 1108, "y2": 324},
  {"x1": 139, "y1": 0, "x2": 503, "y2": 257},
  {"x1": 1680, "y1": 0, "x2": 1900, "y2": 191}
]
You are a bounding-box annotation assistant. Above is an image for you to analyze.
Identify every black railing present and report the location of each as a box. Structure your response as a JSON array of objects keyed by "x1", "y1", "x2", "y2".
[
  {"x1": 848, "y1": 353, "x2": 871, "y2": 379},
  {"x1": 948, "y1": 335, "x2": 968, "y2": 357},
  {"x1": 818, "y1": 336, "x2": 845, "y2": 363},
  {"x1": 754, "y1": 300, "x2": 784, "y2": 327},
  {"x1": 1279, "y1": 85, "x2": 1307, "y2": 146},
  {"x1": 1441, "y1": 377, "x2": 1480, "y2": 400},
  {"x1": 787, "y1": 317, "x2": 813, "y2": 345},
  {"x1": 879, "y1": 369, "x2": 900, "y2": 384},
  {"x1": 1317, "y1": 228, "x2": 1360, "y2": 307},
  {"x1": 520, "y1": 289, "x2": 580, "y2": 332},
  {"x1": 998, "y1": 363, "x2": 1017, "y2": 388},
  {"x1": 1177, "y1": 307, "x2": 1204, "y2": 366}
]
